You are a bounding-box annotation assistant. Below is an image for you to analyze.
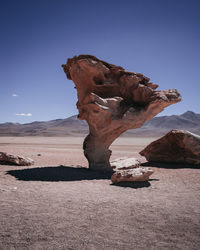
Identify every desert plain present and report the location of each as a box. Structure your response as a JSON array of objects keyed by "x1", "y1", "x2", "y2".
[{"x1": 0, "y1": 136, "x2": 199, "y2": 250}]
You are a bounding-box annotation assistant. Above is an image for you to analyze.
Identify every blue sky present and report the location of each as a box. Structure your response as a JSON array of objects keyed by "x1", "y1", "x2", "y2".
[{"x1": 0, "y1": 0, "x2": 199, "y2": 123}]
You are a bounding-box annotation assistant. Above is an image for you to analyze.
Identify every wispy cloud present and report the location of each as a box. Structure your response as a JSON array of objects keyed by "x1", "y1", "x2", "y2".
[
  {"x1": 15, "y1": 113, "x2": 32, "y2": 117},
  {"x1": 12, "y1": 94, "x2": 18, "y2": 97}
]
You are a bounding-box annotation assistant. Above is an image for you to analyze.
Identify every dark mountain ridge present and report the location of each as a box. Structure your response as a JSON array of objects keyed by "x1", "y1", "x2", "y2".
[{"x1": 0, "y1": 111, "x2": 199, "y2": 137}]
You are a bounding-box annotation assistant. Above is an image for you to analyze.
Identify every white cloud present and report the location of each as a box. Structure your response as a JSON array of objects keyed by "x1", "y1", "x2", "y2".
[
  {"x1": 15, "y1": 113, "x2": 32, "y2": 117},
  {"x1": 12, "y1": 94, "x2": 18, "y2": 97}
]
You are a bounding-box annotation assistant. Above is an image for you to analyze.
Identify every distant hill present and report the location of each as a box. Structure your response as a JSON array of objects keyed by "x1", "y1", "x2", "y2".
[
  {"x1": 0, "y1": 111, "x2": 199, "y2": 137},
  {"x1": 0, "y1": 116, "x2": 88, "y2": 136},
  {"x1": 126, "y1": 111, "x2": 200, "y2": 137}
]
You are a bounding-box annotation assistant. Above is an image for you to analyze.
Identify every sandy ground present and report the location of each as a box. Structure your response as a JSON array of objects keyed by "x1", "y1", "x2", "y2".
[{"x1": 0, "y1": 136, "x2": 199, "y2": 250}]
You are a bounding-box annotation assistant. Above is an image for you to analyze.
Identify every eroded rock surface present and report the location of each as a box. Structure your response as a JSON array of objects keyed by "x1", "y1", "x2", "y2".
[
  {"x1": 111, "y1": 157, "x2": 141, "y2": 170},
  {"x1": 62, "y1": 55, "x2": 181, "y2": 171},
  {"x1": 0, "y1": 152, "x2": 34, "y2": 166},
  {"x1": 111, "y1": 167, "x2": 154, "y2": 183},
  {"x1": 111, "y1": 157, "x2": 154, "y2": 183},
  {"x1": 140, "y1": 130, "x2": 200, "y2": 165}
]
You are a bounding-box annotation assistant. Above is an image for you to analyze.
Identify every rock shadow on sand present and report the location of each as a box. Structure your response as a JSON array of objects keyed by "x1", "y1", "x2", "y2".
[
  {"x1": 141, "y1": 162, "x2": 200, "y2": 169},
  {"x1": 111, "y1": 181, "x2": 151, "y2": 188},
  {"x1": 110, "y1": 178, "x2": 159, "y2": 189},
  {"x1": 7, "y1": 165, "x2": 157, "y2": 189},
  {"x1": 6, "y1": 165, "x2": 113, "y2": 182}
]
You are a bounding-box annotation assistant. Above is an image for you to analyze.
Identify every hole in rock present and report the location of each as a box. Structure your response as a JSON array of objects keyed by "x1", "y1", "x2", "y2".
[{"x1": 93, "y1": 76, "x2": 104, "y2": 85}]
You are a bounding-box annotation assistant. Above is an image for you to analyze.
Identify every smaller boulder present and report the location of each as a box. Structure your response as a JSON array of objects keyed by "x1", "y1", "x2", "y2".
[
  {"x1": 110, "y1": 157, "x2": 154, "y2": 184},
  {"x1": 0, "y1": 152, "x2": 34, "y2": 166},
  {"x1": 140, "y1": 130, "x2": 200, "y2": 165},
  {"x1": 111, "y1": 167, "x2": 154, "y2": 184},
  {"x1": 111, "y1": 157, "x2": 141, "y2": 170}
]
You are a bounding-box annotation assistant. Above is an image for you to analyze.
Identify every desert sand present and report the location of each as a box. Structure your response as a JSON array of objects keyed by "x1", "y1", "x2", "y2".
[{"x1": 0, "y1": 136, "x2": 199, "y2": 250}]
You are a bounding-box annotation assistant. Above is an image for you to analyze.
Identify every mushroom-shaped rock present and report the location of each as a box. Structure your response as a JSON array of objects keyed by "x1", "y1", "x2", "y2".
[
  {"x1": 0, "y1": 152, "x2": 34, "y2": 166},
  {"x1": 62, "y1": 55, "x2": 181, "y2": 171},
  {"x1": 140, "y1": 130, "x2": 200, "y2": 165}
]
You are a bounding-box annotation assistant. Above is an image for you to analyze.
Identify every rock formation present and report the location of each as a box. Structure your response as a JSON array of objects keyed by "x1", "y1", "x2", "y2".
[
  {"x1": 0, "y1": 152, "x2": 34, "y2": 166},
  {"x1": 111, "y1": 157, "x2": 141, "y2": 170},
  {"x1": 111, "y1": 166, "x2": 154, "y2": 184},
  {"x1": 62, "y1": 55, "x2": 181, "y2": 171},
  {"x1": 110, "y1": 157, "x2": 154, "y2": 183},
  {"x1": 140, "y1": 130, "x2": 200, "y2": 165}
]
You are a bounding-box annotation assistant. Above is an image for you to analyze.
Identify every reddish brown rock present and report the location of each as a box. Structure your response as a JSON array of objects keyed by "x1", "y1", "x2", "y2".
[
  {"x1": 140, "y1": 130, "x2": 200, "y2": 165},
  {"x1": 62, "y1": 55, "x2": 181, "y2": 171},
  {"x1": 111, "y1": 167, "x2": 154, "y2": 184},
  {"x1": 0, "y1": 152, "x2": 34, "y2": 166},
  {"x1": 110, "y1": 157, "x2": 154, "y2": 184}
]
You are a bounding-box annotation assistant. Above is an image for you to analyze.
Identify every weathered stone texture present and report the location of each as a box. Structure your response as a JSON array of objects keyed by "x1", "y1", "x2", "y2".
[
  {"x1": 140, "y1": 130, "x2": 200, "y2": 165},
  {"x1": 62, "y1": 55, "x2": 181, "y2": 171},
  {"x1": 110, "y1": 157, "x2": 154, "y2": 183},
  {"x1": 0, "y1": 152, "x2": 34, "y2": 166}
]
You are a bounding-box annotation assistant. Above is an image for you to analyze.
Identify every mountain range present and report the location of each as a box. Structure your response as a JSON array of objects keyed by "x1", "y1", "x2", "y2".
[{"x1": 0, "y1": 111, "x2": 199, "y2": 137}]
